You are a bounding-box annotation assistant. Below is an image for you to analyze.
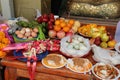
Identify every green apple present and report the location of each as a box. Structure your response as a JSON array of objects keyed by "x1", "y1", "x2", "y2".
[
  {"x1": 100, "y1": 33, "x2": 109, "y2": 42},
  {"x1": 100, "y1": 42, "x2": 108, "y2": 48}
]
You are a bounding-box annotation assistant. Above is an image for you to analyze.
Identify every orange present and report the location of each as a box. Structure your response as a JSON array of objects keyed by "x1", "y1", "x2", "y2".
[
  {"x1": 0, "y1": 51, "x2": 6, "y2": 58},
  {"x1": 0, "y1": 31, "x2": 5, "y2": 38},
  {"x1": 60, "y1": 22, "x2": 66, "y2": 28},
  {"x1": 54, "y1": 25, "x2": 61, "y2": 32},
  {"x1": 59, "y1": 18, "x2": 65, "y2": 23},
  {"x1": 55, "y1": 20, "x2": 60, "y2": 25},
  {"x1": 63, "y1": 26, "x2": 70, "y2": 32},
  {"x1": 67, "y1": 23, "x2": 72, "y2": 28},
  {"x1": 68, "y1": 19, "x2": 75, "y2": 25}
]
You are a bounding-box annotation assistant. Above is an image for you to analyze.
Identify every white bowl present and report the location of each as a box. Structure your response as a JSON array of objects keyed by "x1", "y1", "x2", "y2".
[{"x1": 92, "y1": 63, "x2": 120, "y2": 80}]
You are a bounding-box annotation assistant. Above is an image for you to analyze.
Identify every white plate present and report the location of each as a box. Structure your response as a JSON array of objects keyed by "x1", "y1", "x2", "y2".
[
  {"x1": 66, "y1": 58, "x2": 93, "y2": 73},
  {"x1": 42, "y1": 54, "x2": 67, "y2": 69},
  {"x1": 92, "y1": 62, "x2": 120, "y2": 80}
]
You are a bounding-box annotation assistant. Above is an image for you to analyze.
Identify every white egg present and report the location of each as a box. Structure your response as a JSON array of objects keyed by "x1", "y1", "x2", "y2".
[
  {"x1": 67, "y1": 44, "x2": 73, "y2": 49},
  {"x1": 78, "y1": 37, "x2": 83, "y2": 42},
  {"x1": 72, "y1": 39, "x2": 79, "y2": 44},
  {"x1": 25, "y1": 32, "x2": 31, "y2": 37},
  {"x1": 73, "y1": 44, "x2": 80, "y2": 50},
  {"x1": 79, "y1": 43, "x2": 87, "y2": 50},
  {"x1": 20, "y1": 29, "x2": 25, "y2": 34},
  {"x1": 25, "y1": 28, "x2": 31, "y2": 32}
]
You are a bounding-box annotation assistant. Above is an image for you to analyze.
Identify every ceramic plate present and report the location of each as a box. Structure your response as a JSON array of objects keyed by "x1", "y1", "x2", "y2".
[{"x1": 42, "y1": 54, "x2": 67, "y2": 69}]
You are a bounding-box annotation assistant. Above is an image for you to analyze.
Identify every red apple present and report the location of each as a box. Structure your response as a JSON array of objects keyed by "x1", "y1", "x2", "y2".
[
  {"x1": 42, "y1": 14, "x2": 49, "y2": 22},
  {"x1": 37, "y1": 16, "x2": 43, "y2": 23},
  {"x1": 48, "y1": 30, "x2": 57, "y2": 38},
  {"x1": 94, "y1": 37, "x2": 101, "y2": 46},
  {"x1": 57, "y1": 30, "x2": 65, "y2": 39},
  {"x1": 49, "y1": 13, "x2": 54, "y2": 19}
]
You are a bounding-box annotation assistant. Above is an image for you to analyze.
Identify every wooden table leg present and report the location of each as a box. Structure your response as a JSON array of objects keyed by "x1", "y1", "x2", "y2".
[{"x1": 5, "y1": 67, "x2": 17, "y2": 80}]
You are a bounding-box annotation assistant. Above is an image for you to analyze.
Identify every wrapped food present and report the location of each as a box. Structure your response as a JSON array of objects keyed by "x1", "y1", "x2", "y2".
[
  {"x1": 92, "y1": 45, "x2": 120, "y2": 65},
  {"x1": 60, "y1": 35, "x2": 91, "y2": 57},
  {"x1": 68, "y1": 1, "x2": 120, "y2": 18}
]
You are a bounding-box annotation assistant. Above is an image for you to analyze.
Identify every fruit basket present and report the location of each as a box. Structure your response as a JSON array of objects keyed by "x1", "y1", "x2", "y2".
[
  {"x1": 13, "y1": 50, "x2": 48, "y2": 62},
  {"x1": 13, "y1": 26, "x2": 45, "y2": 43}
]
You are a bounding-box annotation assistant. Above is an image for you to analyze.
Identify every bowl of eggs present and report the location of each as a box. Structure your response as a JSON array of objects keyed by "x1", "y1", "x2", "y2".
[
  {"x1": 13, "y1": 27, "x2": 39, "y2": 42},
  {"x1": 60, "y1": 35, "x2": 91, "y2": 57}
]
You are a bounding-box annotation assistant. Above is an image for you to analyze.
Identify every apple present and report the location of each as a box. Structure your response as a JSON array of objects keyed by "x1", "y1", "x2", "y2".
[
  {"x1": 94, "y1": 37, "x2": 101, "y2": 46},
  {"x1": 100, "y1": 42, "x2": 108, "y2": 48},
  {"x1": 49, "y1": 13, "x2": 54, "y2": 19},
  {"x1": 100, "y1": 33, "x2": 109, "y2": 42},
  {"x1": 37, "y1": 16, "x2": 43, "y2": 23},
  {"x1": 47, "y1": 21, "x2": 53, "y2": 30},
  {"x1": 57, "y1": 30, "x2": 65, "y2": 39},
  {"x1": 42, "y1": 14, "x2": 49, "y2": 22},
  {"x1": 48, "y1": 30, "x2": 57, "y2": 38}
]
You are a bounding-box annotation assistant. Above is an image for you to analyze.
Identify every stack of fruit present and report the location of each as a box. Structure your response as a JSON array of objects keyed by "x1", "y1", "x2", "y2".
[
  {"x1": 78, "y1": 24, "x2": 116, "y2": 48},
  {"x1": 0, "y1": 31, "x2": 10, "y2": 58},
  {"x1": 48, "y1": 18, "x2": 81, "y2": 39},
  {"x1": 37, "y1": 13, "x2": 55, "y2": 30},
  {"x1": 93, "y1": 32, "x2": 116, "y2": 48}
]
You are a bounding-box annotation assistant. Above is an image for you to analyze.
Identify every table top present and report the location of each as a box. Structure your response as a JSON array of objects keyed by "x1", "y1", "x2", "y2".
[{"x1": 1, "y1": 50, "x2": 120, "y2": 80}]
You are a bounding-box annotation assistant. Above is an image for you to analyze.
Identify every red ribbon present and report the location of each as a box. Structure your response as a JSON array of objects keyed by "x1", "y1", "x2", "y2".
[{"x1": 27, "y1": 56, "x2": 37, "y2": 80}]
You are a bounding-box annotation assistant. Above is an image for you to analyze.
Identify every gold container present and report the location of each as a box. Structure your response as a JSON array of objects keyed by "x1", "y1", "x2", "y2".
[{"x1": 68, "y1": 1, "x2": 120, "y2": 18}]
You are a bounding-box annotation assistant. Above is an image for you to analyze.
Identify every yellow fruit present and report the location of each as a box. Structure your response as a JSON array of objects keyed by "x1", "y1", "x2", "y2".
[
  {"x1": 0, "y1": 51, "x2": 6, "y2": 58},
  {"x1": 107, "y1": 40, "x2": 116, "y2": 48},
  {"x1": 100, "y1": 42, "x2": 108, "y2": 48}
]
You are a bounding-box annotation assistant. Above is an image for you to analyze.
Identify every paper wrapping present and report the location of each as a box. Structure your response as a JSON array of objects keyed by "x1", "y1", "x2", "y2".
[{"x1": 68, "y1": 2, "x2": 120, "y2": 18}]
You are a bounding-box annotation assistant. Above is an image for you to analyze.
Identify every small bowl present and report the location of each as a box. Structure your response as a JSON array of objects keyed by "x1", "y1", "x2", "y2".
[
  {"x1": 115, "y1": 42, "x2": 120, "y2": 53},
  {"x1": 92, "y1": 62, "x2": 120, "y2": 80}
]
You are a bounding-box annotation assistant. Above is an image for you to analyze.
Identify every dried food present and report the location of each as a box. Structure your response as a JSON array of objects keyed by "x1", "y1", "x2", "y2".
[
  {"x1": 92, "y1": 63, "x2": 120, "y2": 79},
  {"x1": 42, "y1": 54, "x2": 67, "y2": 68},
  {"x1": 66, "y1": 58, "x2": 92, "y2": 73}
]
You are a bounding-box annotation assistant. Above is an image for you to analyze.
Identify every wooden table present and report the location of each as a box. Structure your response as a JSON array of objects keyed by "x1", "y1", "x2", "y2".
[{"x1": 1, "y1": 50, "x2": 120, "y2": 80}]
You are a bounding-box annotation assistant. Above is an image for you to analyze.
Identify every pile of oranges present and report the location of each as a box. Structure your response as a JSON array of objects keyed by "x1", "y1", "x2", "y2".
[
  {"x1": 54, "y1": 18, "x2": 75, "y2": 33},
  {"x1": 0, "y1": 31, "x2": 10, "y2": 58}
]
